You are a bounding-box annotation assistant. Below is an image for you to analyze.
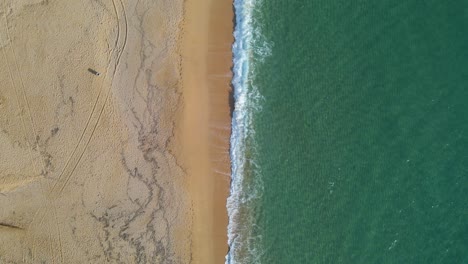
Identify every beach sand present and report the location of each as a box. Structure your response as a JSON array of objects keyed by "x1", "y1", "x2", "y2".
[
  {"x1": 0, "y1": 0, "x2": 231, "y2": 262},
  {"x1": 0, "y1": 0, "x2": 194, "y2": 262},
  {"x1": 178, "y1": 0, "x2": 233, "y2": 263}
]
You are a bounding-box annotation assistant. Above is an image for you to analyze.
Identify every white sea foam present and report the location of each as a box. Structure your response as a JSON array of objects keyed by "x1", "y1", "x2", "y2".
[{"x1": 226, "y1": 0, "x2": 269, "y2": 263}]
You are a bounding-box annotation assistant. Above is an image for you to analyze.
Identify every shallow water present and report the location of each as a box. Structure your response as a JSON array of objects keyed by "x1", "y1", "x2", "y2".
[{"x1": 228, "y1": 1, "x2": 468, "y2": 263}]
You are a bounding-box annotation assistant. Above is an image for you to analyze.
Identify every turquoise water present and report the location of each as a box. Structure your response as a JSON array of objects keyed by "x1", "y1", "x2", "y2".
[{"x1": 227, "y1": 1, "x2": 468, "y2": 263}]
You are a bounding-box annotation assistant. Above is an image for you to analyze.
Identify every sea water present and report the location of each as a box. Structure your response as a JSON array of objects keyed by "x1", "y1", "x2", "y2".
[{"x1": 227, "y1": 1, "x2": 468, "y2": 263}]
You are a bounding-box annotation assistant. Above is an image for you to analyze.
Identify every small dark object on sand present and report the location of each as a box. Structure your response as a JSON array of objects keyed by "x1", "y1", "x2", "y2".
[{"x1": 88, "y1": 68, "x2": 100, "y2": 76}]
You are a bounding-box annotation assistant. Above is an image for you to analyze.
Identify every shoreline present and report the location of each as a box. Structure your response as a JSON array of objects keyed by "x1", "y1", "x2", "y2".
[{"x1": 177, "y1": 0, "x2": 234, "y2": 262}]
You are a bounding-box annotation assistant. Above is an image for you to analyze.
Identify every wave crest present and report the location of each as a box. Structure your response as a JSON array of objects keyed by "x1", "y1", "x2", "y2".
[{"x1": 226, "y1": 0, "x2": 269, "y2": 263}]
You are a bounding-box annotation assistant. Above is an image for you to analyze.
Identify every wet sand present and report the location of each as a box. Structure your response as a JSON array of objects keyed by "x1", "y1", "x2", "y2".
[{"x1": 178, "y1": 0, "x2": 233, "y2": 263}]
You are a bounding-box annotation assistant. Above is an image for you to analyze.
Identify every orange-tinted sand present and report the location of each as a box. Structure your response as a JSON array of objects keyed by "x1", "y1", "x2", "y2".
[{"x1": 178, "y1": 0, "x2": 234, "y2": 263}]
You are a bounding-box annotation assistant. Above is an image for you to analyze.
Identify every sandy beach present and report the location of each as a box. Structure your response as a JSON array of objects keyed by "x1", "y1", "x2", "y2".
[
  {"x1": 178, "y1": 0, "x2": 233, "y2": 263},
  {"x1": 0, "y1": 0, "x2": 232, "y2": 263}
]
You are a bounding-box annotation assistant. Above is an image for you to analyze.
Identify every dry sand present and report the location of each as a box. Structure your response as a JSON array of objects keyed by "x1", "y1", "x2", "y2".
[
  {"x1": 0, "y1": 0, "x2": 194, "y2": 263},
  {"x1": 178, "y1": 0, "x2": 233, "y2": 263},
  {"x1": 0, "y1": 0, "x2": 232, "y2": 262}
]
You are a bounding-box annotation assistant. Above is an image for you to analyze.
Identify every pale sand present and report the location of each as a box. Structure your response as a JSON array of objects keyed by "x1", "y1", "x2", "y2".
[
  {"x1": 178, "y1": 0, "x2": 233, "y2": 263},
  {"x1": 0, "y1": 0, "x2": 193, "y2": 263}
]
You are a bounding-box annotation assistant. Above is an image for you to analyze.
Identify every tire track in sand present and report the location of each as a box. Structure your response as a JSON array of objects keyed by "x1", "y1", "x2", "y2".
[
  {"x1": 1, "y1": 13, "x2": 58, "y2": 263},
  {"x1": 28, "y1": 0, "x2": 127, "y2": 258},
  {"x1": 51, "y1": 0, "x2": 128, "y2": 196},
  {"x1": 27, "y1": 0, "x2": 128, "y2": 239},
  {"x1": 2, "y1": 1, "x2": 128, "y2": 260}
]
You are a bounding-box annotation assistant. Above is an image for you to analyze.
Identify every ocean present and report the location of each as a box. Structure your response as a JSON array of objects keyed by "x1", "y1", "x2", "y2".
[{"x1": 227, "y1": 0, "x2": 468, "y2": 263}]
